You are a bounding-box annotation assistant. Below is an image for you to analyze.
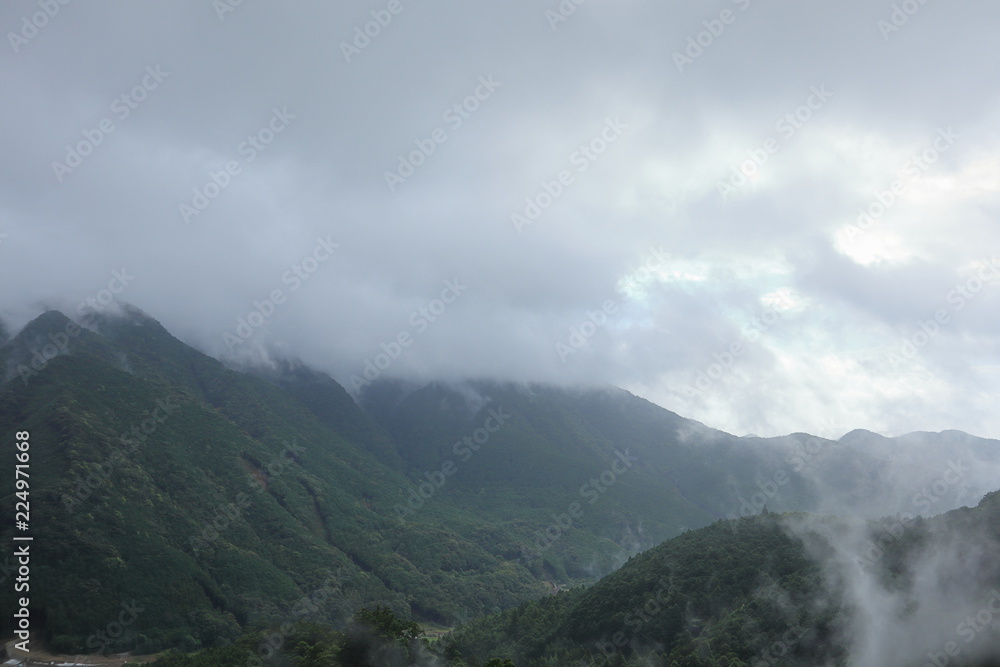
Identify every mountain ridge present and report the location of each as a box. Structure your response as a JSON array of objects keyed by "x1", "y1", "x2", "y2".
[{"x1": 2, "y1": 306, "x2": 999, "y2": 658}]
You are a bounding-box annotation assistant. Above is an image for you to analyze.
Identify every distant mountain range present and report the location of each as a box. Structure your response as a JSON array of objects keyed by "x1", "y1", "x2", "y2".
[{"x1": 1, "y1": 305, "x2": 998, "y2": 659}]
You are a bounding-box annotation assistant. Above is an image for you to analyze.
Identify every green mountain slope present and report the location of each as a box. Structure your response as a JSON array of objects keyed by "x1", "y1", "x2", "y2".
[
  {"x1": 0, "y1": 309, "x2": 542, "y2": 652},
  {"x1": 447, "y1": 491, "x2": 1000, "y2": 666},
  {"x1": 353, "y1": 378, "x2": 1000, "y2": 580},
  {"x1": 2, "y1": 306, "x2": 998, "y2": 661}
]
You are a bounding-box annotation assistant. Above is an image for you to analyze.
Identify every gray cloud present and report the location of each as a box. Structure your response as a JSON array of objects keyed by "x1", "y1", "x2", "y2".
[{"x1": 1, "y1": 0, "x2": 998, "y2": 438}]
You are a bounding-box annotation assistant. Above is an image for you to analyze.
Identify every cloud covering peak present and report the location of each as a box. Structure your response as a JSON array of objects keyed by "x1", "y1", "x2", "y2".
[{"x1": 1, "y1": 0, "x2": 998, "y2": 438}]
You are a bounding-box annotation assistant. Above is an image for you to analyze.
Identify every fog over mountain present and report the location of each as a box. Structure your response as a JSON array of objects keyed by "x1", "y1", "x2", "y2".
[
  {"x1": 2, "y1": 1, "x2": 999, "y2": 440},
  {"x1": 2, "y1": 303, "x2": 1000, "y2": 664},
  {"x1": 789, "y1": 500, "x2": 1000, "y2": 667},
  {"x1": 4, "y1": 5, "x2": 1000, "y2": 662}
]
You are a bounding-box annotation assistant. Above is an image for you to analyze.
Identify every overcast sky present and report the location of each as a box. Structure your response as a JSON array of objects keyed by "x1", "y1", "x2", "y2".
[{"x1": 2, "y1": 0, "x2": 998, "y2": 439}]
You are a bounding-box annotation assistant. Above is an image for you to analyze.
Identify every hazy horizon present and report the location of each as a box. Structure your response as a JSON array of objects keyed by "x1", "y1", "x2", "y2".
[{"x1": 2, "y1": 1, "x2": 999, "y2": 440}]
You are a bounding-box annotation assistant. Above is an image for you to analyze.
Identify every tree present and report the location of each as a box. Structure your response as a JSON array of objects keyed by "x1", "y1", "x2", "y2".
[{"x1": 353, "y1": 605, "x2": 422, "y2": 642}]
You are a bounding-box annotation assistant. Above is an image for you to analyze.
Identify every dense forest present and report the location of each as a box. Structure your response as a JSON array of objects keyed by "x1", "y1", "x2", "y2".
[
  {"x1": 142, "y1": 492, "x2": 1000, "y2": 665},
  {"x1": 2, "y1": 308, "x2": 999, "y2": 665}
]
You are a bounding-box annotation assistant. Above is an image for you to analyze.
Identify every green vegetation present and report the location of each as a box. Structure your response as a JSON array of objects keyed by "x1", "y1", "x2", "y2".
[
  {"x1": 0, "y1": 307, "x2": 830, "y2": 651},
  {"x1": 121, "y1": 491, "x2": 1000, "y2": 665},
  {"x1": 3, "y1": 307, "x2": 1000, "y2": 666},
  {"x1": 0, "y1": 310, "x2": 540, "y2": 650},
  {"x1": 152, "y1": 608, "x2": 424, "y2": 667},
  {"x1": 446, "y1": 513, "x2": 842, "y2": 666},
  {"x1": 444, "y1": 494, "x2": 1000, "y2": 666}
]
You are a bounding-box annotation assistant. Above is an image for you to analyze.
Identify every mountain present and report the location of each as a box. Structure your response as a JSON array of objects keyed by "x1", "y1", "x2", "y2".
[
  {"x1": 0, "y1": 308, "x2": 540, "y2": 652},
  {"x1": 147, "y1": 493, "x2": 1000, "y2": 666},
  {"x1": 1, "y1": 306, "x2": 998, "y2": 659},
  {"x1": 349, "y1": 377, "x2": 1000, "y2": 557},
  {"x1": 446, "y1": 491, "x2": 1000, "y2": 666}
]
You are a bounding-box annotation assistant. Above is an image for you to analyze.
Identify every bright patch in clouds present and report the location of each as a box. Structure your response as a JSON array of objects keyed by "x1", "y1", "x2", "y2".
[{"x1": 1, "y1": 0, "x2": 998, "y2": 439}]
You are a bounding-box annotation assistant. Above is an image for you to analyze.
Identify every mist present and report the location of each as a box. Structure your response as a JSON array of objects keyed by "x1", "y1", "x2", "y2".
[
  {"x1": 2, "y1": 0, "x2": 999, "y2": 440},
  {"x1": 787, "y1": 499, "x2": 1000, "y2": 666}
]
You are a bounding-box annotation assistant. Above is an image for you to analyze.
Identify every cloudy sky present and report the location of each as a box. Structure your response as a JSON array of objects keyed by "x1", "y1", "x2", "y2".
[{"x1": 2, "y1": 0, "x2": 998, "y2": 439}]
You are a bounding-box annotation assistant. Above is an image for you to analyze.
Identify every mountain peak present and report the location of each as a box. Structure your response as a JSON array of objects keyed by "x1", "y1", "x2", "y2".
[
  {"x1": 79, "y1": 301, "x2": 170, "y2": 334},
  {"x1": 4, "y1": 308, "x2": 81, "y2": 352},
  {"x1": 838, "y1": 428, "x2": 887, "y2": 442}
]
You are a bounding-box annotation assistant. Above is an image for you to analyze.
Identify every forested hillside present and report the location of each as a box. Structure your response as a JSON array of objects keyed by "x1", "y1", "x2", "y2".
[
  {"x1": 0, "y1": 309, "x2": 540, "y2": 652},
  {"x1": 148, "y1": 491, "x2": 1000, "y2": 665},
  {"x1": 447, "y1": 490, "x2": 1000, "y2": 665},
  {"x1": 2, "y1": 307, "x2": 998, "y2": 664}
]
